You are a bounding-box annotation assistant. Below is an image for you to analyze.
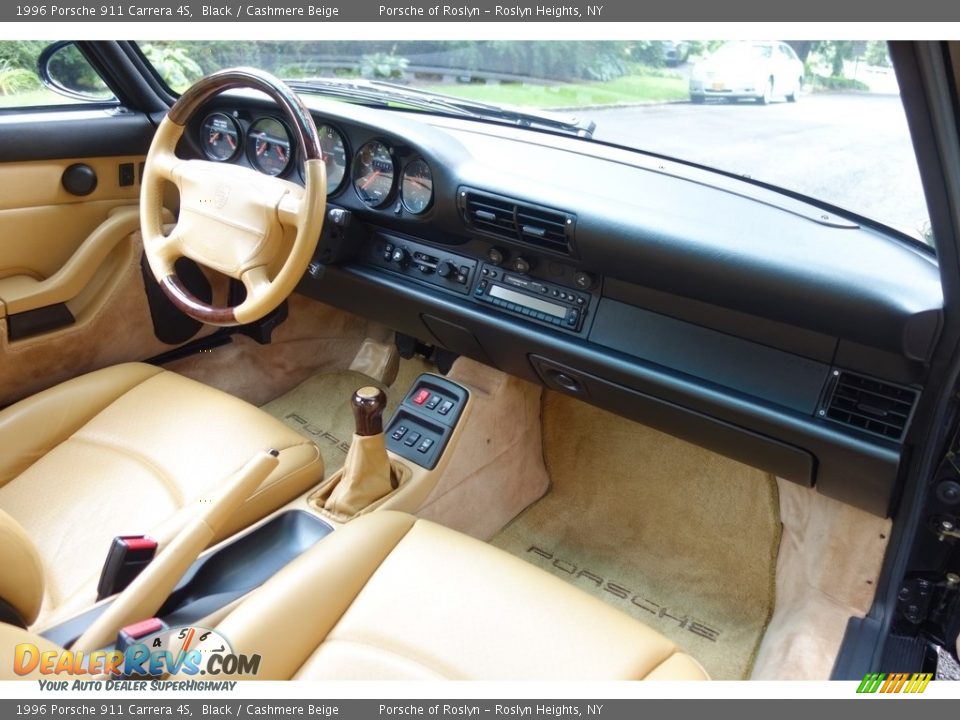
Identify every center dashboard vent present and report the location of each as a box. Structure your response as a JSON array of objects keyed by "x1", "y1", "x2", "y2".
[
  {"x1": 458, "y1": 187, "x2": 575, "y2": 257},
  {"x1": 819, "y1": 370, "x2": 919, "y2": 442}
]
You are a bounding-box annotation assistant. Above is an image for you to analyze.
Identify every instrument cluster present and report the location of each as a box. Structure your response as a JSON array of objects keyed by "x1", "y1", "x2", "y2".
[{"x1": 198, "y1": 111, "x2": 433, "y2": 215}]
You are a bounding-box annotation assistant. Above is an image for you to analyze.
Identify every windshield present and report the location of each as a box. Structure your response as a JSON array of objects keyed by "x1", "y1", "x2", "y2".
[{"x1": 137, "y1": 40, "x2": 931, "y2": 245}]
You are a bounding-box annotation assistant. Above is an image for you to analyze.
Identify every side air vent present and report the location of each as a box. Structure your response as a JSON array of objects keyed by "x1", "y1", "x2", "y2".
[
  {"x1": 819, "y1": 370, "x2": 919, "y2": 441},
  {"x1": 458, "y1": 187, "x2": 575, "y2": 256}
]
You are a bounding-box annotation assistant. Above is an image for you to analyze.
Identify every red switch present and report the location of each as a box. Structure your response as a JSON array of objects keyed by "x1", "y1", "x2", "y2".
[{"x1": 413, "y1": 389, "x2": 431, "y2": 405}]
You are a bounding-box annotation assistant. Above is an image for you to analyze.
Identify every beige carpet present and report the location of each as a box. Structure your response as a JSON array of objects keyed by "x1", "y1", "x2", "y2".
[
  {"x1": 260, "y1": 358, "x2": 435, "y2": 480},
  {"x1": 165, "y1": 294, "x2": 390, "y2": 407},
  {"x1": 492, "y1": 392, "x2": 781, "y2": 680}
]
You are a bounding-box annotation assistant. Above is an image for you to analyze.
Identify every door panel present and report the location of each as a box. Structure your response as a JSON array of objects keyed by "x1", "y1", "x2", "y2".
[
  {"x1": 0, "y1": 118, "x2": 223, "y2": 407},
  {"x1": 0, "y1": 155, "x2": 145, "y2": 280}
]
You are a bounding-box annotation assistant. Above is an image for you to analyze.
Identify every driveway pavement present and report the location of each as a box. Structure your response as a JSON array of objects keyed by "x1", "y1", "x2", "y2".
[{"x1": 588, "y1": 93, "x2": 930, "y2": 240}]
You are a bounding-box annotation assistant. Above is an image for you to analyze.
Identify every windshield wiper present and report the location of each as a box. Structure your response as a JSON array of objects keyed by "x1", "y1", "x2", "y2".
[{"x1": 286, "y1": 78, "x2": 596, "y2": 139}]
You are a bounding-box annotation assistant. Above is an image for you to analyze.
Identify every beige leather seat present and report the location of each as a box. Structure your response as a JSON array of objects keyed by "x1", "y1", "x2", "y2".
[
  {"x1": 0, "y1": 362, "x2": 323, "y2": 629},
  {"x1": 193, "y1": 511, "x2": 708, "y2": 680},
  {"x1": 0, "y1": 511, "x2": 707, "y2": 680}
]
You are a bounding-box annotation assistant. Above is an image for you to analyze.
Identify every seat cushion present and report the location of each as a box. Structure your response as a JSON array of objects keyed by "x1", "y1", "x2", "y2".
[
  {"x1": 0, "y1": 362, "x2": 323, "y2": 628},
  {"x1": 212, "y1": 511, "x2": 709, "y2": 680}
]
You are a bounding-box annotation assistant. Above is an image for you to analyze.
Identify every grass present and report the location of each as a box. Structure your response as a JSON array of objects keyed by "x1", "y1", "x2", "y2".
[
  {"x1": 0, "y1": 87, "x2": 86, "y2": 109},
  {"x1": 419, "y1": 73, "x2": 687, "y2": 109}
]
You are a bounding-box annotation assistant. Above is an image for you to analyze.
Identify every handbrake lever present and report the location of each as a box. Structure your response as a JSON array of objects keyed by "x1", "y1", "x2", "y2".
[{"x1": 71, "y1": 449, "x2": 281, "y2": 652}]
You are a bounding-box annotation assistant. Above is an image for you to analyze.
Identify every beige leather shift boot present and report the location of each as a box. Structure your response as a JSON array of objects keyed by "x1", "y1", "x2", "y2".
[{"x1": 323, "y1": 386, "x2": 399, "y2": 516}]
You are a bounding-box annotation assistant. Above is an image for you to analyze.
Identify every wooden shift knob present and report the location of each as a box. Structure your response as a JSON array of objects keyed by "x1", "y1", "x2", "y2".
[{"x1": 352, "y1": 386, "x2": 387, "y2": 436}]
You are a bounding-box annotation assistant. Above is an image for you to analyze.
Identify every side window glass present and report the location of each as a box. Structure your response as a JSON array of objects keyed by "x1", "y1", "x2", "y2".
[{"x1": 0, "y1": 41, "x2": 115, "y2": 109}]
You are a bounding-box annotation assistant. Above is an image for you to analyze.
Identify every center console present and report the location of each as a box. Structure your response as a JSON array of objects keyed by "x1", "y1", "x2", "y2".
[
  {"x1": 360, "y1": 231, "x2": 602, "y2": 339},
  {"x1": 385, "y1": 375, "x2": 469, "y2": 470}
]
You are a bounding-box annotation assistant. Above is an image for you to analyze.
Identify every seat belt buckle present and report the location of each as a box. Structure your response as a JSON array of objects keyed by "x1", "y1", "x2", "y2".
[
  {"x1": 116, "y1": 617, "x2": 168, "y2": 652},
  {"x1": 96, "y1": 535, "x2": 158, "y2": 600},
  {"x1": 116, "y1": 617, "x2": 168, "y2": 679}
]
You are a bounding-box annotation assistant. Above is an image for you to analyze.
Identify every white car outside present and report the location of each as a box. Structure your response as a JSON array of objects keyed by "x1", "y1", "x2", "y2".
[{"x1": 689, "y1": 41, "x2": 804, "y2": 104}]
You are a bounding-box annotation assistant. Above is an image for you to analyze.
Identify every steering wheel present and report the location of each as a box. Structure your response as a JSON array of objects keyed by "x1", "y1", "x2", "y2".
[{"x1": 140, "y1": 68, "x2": 326, "y2": 326}]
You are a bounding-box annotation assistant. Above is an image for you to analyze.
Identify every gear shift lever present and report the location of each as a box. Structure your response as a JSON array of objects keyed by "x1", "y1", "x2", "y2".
[
  {"x1": 352, "y1": 386, "x2": 387, "y2": 436},
  {"x1": 322, "y1": 386, "x2": 398, "y2": 517}
]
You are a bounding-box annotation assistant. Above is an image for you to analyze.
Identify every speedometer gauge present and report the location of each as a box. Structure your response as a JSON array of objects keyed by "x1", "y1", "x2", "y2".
[
  {"x1": 201, "y1": 113, "x2": 240, "y2": 161},
  {"x1": 247, "y1": 118, "x2": 292, "y2": 176},
  {"x1": 401, "y1": 159, "x2": 433, "y2": 214},
  {"x1": 317, "y1": 124, "x2": 347, "y2": 194},
  {"x1": 353, "y1": 141, "x2": 395, "y2": 207}
]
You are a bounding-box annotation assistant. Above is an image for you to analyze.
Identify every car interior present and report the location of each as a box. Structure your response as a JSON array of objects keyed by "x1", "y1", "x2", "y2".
[{"x1": 0, "y1": 40, "x2": 959, "y2": 683}]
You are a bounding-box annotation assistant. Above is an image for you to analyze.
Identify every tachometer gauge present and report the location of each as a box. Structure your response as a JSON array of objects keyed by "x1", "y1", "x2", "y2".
[
  {"x1": 317, "y1": 124, "x2": 347, "y2": 194},
  {"x1": 352, "y1": 141, "x2": 395, "y2": 207},
  {"x1": 401, "y1": 159, "x2": 433, "y2": 214},
  {"x1": 247, "y1": 118, "x2": 292, "y2": 176},
  {"x1": 201, "y1": 112, "x2": 240, "y2": 162}
]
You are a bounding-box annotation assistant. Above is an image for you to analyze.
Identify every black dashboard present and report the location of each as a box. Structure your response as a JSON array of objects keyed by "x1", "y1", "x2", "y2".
[{"x1": 181, "y1": 90, "x2": 944, "y2": 517}]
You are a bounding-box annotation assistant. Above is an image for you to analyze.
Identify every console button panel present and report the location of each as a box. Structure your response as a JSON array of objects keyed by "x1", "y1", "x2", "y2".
[{"x1": 385, "y1": 374, "x2": 469, "y2": 469}]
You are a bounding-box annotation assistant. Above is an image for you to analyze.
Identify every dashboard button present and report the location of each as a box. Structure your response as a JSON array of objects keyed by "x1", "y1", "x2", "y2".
[
  {"x1": 412, "y1": 389, "x2": 430, "y2": 405},
  {"x1": 403, "y1": 431, "x2": 422, "y2": 447},
  {"x1": 391, "y1": 425, "x2": 408, "y2": 441},
  {"x1": 425, "y1": 395, "x2": 442, "y2": 410},
  {"x1": 438, "y1": 400, "x2": 454, "y2": 415},
  {"x1": 417, "y1": 438, "x2": 435, "y2": 453}
]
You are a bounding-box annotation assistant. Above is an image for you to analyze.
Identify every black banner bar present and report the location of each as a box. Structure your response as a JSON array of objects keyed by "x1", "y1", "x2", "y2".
[
  {"x1": 0, "y1": 699, "x2": 955, "y2": 719},
  {"x1": 3, "y1": 0, "x2": 960, "y2": 22}
]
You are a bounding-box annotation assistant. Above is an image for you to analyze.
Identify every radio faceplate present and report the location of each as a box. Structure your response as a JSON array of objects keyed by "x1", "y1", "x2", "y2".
[{"x1": 473, "y1": 263, "x2": 588, "y2": 332}]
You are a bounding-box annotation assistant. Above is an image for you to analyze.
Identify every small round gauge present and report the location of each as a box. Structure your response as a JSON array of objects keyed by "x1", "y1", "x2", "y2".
[
  {"x1": 401, "y1": 159, "x2": 433, "y2": 214},
  {"x1": 247, "y1": 117, "x2": 292, "y2": 176},
  {"x1": 317, "y1": 124, "x2": 347, "y2": 194},
  {"x1": 200, "y1": 112, "x2": 241, "y2": 161},
  {"x1": 352, "y1": 140, "x2": 395, "y2": 207}
]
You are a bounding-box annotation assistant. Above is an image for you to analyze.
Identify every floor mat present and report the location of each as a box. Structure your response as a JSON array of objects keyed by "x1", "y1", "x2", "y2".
[
  {"x1": 260, "y1": 358, "x2": 434, "y2": 479},
  {"x1": 491, "y1": 392, "x2": 781, "y2": 680}
]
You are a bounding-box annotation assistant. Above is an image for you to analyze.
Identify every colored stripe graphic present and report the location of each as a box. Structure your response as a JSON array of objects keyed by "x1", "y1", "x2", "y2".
[
  {"x1": 857, "y1": 672, "x2": 932, "y2": 694},
  {"x1": 857, "y1": 673, "x2": 885, "y2": 693}
]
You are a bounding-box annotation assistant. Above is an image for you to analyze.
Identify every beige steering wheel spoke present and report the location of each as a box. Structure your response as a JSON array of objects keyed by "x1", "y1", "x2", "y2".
[
  {"x1": 277, "y1": 189, "x2": 304, "y2": 229},
  {"x1": 140, "y1": 68, "x2": 326, "y2": 327},
  {"x1": 150, "y1": 147, "x2": 182, "y2": 184},
  {"x1": 143, "y1": 226, "x2": 183, "y2": 274}
]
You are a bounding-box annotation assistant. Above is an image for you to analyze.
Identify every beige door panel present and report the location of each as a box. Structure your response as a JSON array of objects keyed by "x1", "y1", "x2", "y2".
[
  {"x1": 0, "y1": 155, "x2": 144, "y2": 211},
  {"x1": 0, "y1": 225, "x2": 228, "y2": 407},
  {"x1": 0, "y1": 156, "x2": 148, "y2": 281},
  {"x1": 0, "y1": 154, "x2": 222, "y2": 407},
  {"x1": 0, "y1": 206, "x2": 146, "y2": 317}
]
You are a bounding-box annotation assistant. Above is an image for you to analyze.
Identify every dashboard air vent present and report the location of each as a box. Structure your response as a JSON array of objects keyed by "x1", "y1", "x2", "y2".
[
  {"x1": 821, "y1": 370, "x2": 918, "y2": 441},
  {"x1": 459, "y1": 188, "x2": 575, "y2": 256}
]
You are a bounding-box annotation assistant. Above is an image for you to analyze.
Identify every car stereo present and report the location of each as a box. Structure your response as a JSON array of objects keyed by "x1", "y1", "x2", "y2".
[{"x1": 473, "y1": 264, "x2": 587, "y2": 331}]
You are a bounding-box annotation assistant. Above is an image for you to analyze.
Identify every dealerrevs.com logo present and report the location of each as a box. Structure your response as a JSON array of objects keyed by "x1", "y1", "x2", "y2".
[{"x1": 13, "y1": 625, "x2": 260, "y2": 683}]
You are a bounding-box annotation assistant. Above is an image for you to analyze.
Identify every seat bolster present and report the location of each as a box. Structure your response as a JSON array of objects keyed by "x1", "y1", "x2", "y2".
[
  {"x1": 211, "y1": 511, "x2": 417, "y2": 680},
  {"x1": 643, "y1": 652, "x2": 711, "y2": 680},
  {"x1": 0, "y1": 509, "x2": 45, "y2": 627},
  {"x1": 0, "y1": 362, "x2": 162, "y2": 487},
  {"x1": 296, "y1": 516, "x2": 708, "y2": 681}
]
